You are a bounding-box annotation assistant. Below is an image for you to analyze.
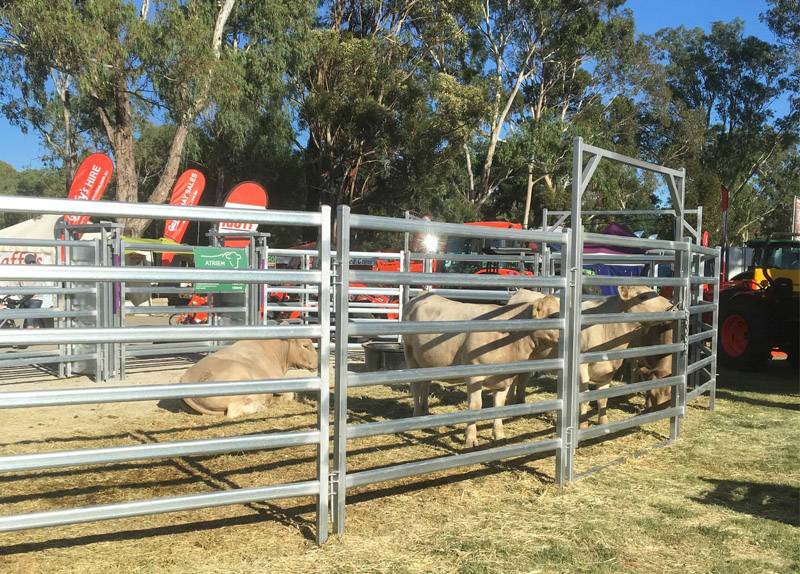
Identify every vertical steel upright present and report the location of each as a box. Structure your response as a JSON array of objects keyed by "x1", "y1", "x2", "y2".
[
  {"x1": 555, "y1": 227, "x2": 575, "y2": 485},
  {"x1": 332, "y1": 205, "x2": 351, "y2": 534},
  {"x1": 316, "y1": 205, "x2": 332, "y2": 544},
  {"x1": 709, "y1": 249, "x2": 722, "y2": 410},
  {"x1": 562, "y1": 137, "x2": 586, "y2": 483},
  {"x1": 669, "y1": 169, "x2": 689, "y2": 442}
]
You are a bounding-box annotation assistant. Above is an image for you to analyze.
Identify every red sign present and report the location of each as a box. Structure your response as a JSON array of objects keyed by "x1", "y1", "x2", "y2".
[
  {"x1": 64, "y1": 153, "x2": 114, "y2": 226},
  {"x1": 218, "y1": 182, "x2": 268, "y2": 247},
  {"x1": 720, "y1": 185, "x2": 729, "y2": 212},
  {"x1": 162, "y1": 169, "x2": 206, "y2": 264}
]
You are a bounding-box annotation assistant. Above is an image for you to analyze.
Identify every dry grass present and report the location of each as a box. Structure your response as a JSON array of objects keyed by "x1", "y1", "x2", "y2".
[{"x1": 0, "y1": 356, "x2": 797, "y2": 574}]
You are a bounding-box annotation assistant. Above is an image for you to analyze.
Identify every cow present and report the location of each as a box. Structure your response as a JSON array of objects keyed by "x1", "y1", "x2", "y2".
[
  {"x1": 402, "y1": 291, "x2": 549, "y2": 447},
  {"x1": 636, "y1": 322, "x2": 674, "y2": 411},
  {"x1": 531, "y1": 285, "x2": 675, "y2": 427},
  {"x1": 180, "y1": 338, "x2": 318, "y2": 418}
]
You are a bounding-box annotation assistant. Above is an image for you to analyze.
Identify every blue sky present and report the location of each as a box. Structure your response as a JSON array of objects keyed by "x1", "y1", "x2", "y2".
[{"x1": 0, "y1": 0, "x2": 782, "y2": 170}]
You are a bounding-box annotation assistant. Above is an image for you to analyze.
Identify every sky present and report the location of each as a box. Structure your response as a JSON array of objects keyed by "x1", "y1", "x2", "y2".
[{"x1": 0, "y1": 0, "x2": 782, "y2": 171}]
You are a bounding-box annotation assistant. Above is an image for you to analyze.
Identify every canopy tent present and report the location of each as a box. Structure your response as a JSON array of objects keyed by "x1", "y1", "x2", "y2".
[{"x1": 583, "y1": 223, "x2": 648, "y2": 296}]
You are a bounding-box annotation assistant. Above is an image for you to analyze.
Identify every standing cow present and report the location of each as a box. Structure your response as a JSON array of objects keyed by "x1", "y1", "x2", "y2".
[
  {"x1": 180, "y1": 338, "x2": 318, "y2": 418},
  {"x1": 402, "y1": 291, "x2": 550, "y2": 447},
  {"x1": 532, "y1": 285, "x2": 675, "y2": 427}
]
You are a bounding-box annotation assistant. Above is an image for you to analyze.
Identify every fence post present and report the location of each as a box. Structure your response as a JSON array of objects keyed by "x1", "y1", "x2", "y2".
[
  {"x1": 316, "y1": 205, "x2": 332, "y2": 545},
  {"x1": 555, "y1": 227, "x2": 577, "y2": 485},
  {"x1": 332, "y1": 205, "x2": 351, "y2": 535},
  {"x1": 709, "y1": 248, "x2": 721, "y2": 410},
  {"x1": 670, "y1": 169, "x2": 689, "y2": 442},
  {"x1": 560, "y1": 137, "x2": 586, "y2": 483}
]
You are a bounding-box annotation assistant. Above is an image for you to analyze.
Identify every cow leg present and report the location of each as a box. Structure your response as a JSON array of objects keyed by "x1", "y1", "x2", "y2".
[
  {"x1": 510, "y1": 374, "x2": 527, "y2": 404},
  {"x1": 579, "y1": 365, "x2": 591, "y2": 429},
  {"x1": 412, "y1": 381, "x2": 431, "y2": 416},
  {"x1": 492, "y1": 384, "x2": 511, "y2": 441},
  {"x1": 464, "y1": 379, "x2": 483, "y2": 448},
  {"x1": 596, "y1": 384, "x2": 610, "y2": 425}
]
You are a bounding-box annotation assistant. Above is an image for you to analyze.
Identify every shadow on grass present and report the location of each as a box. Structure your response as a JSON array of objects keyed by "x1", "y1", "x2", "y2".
[
  {"x1": 714, "y1": 389, "x2": 800, "y2": 411},
  {"x1": 692, "y1": 478, "x2": 799, "y2": 526}
]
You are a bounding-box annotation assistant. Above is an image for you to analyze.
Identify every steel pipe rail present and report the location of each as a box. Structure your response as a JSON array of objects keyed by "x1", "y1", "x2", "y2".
[
  {"x1": 350, "y1": 270, "x2": 566, "y2": 289},
  {"x1": 122, "y1": 306, "x2": 246, "y2": 315},
  {"x1": 0, "y1": 309, "x2": 95, "y2": 320},
  {"x1": 0, "y1": 353, "x2": 96, "y2": 369},
  {"x1": 0, "y1": 287, "x2": 97, "y2": 296},
  {"x1": 0, "y1": 238, "x2": 91, "y2": 248},
  {"x1": 411, "y1": 253, "x2": 537, "y2": 263},
  {"x1": 581, "y1": 142, "x2": 685, "y2": 177},
  {"x1": 688, "y1": 330, "x2": 715, "y2": 344},
  {"x1": 0, "y1": 377, "x2": 321, "y2": 408},
  {"x1": 577, "y1": 407, "x2": 684, "y2": 441},
  {"x1": 348, "y1": 318, "x2": 565, "y2": 338},
  {"x1": 581, "y1": 342, "x2": 684, "y2": 364},
  {"x1": 0, "y1": 195, "x2": 322, "y2": 227},
  {"x1": 582, "y1": 276, "x2": 685, "y2": 287},
  {"x1": 690, "y1": 244, "x2": 719, "y2": 256},
  {"x1": 690, "y1": 276, "x2": 719, "y2": 285},
  {"x1": 348, "y1": 400, "x2": 562, "y2": 439},
  {"x1": 687, "y1": 379, "x2": 715, "y2": 401},
  {"x1": 687, "y1": 355, "x2": 715, "y2": 375},
  {"x1": 0, "y1": 265, "x2": 321, "y2": 285},
  {"x1": 0, "y1": 431, "x2": 321, "y2": 473},
  {"x1": 347, "y1": 439, "x2": 561, "y2": 488},
  {"x1": 548, "y1": 252, "x2": 676, "y2": 263},
  {"x1": 348, "y1": 358, "x2": 564, "y2": 388},
  {"x1": 349, "y1": 213, "x2": 566, "y2": 243},
  {"x1": 0, "y1": 480, "x2": 321, "y2": 532},
  {"x1": 580, "y1": 311, "x2": 683, "y2": 326},
  {"x1": 584, "y1": 232, "x2": 689, "y2": 252},
  {"x1": 689, "y1": 303, "x2": 715, "y2": 315},
  {"x1": 579, "y1": 375, "x2": 684, "y2": 402},
  {"x1": 0, "y1": 324, "x2": 321, "y2": 346}
]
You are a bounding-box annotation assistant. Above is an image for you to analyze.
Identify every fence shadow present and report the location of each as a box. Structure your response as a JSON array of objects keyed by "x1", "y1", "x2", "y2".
[{"x1": 691, "y1": 478, "x2": 799, "y2": 526}]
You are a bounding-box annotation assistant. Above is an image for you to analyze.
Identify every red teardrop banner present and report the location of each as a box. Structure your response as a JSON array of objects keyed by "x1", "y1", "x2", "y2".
[
  {"x1": 64, "y1": 153, "x2": 114, "y2": 226},
  {"x1": 217, "y1": 181, "x2": 269, "y2": 247},
  {"x1": 162, "y1": 169, "x2": 206, "y2": 264}
]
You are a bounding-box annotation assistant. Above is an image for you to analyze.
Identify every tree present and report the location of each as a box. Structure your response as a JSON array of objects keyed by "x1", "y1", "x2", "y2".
[
  {"x1": 642, "y1": 20, "x2": 799, "y2": 242},
  {"x1": 0, "y1": 1, "x2": 313, "y2": 236}
]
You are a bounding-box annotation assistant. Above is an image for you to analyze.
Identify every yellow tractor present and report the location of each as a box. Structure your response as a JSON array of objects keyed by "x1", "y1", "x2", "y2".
[{"x1": 719, "y1": 234, "x2": 799, "y2": 370}]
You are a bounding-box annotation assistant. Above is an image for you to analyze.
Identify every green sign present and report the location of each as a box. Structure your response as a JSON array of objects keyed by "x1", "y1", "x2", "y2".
[{"x1": 193, "y1": 247, "x2": 248, "y2": 293}]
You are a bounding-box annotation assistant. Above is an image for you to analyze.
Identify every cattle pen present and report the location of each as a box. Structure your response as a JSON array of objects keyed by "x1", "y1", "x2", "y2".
[{"x1": 0, "y1": 139, "x2": 722, "y2": 549}]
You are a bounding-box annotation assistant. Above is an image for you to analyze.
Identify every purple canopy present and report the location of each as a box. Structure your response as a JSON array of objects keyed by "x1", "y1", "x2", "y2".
[{"x1": 583, "y1": 222, "x2": 646, "y2": 255}]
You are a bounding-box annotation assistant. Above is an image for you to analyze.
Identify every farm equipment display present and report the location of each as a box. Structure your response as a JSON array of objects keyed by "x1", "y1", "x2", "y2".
[{"x1": 718, "y1": 234, "x2": 799, "y2": 370}]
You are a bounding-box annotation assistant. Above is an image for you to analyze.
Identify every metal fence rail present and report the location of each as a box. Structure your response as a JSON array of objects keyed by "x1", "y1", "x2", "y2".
[
  {"x1": 332, "y1": 204, "x2": 573, "y2": 534},
  {"x1": 0, "y1": 195, "x2": 333, "y2": 545}
]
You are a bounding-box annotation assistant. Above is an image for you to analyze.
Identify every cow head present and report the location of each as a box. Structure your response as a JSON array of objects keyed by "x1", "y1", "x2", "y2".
[
  {"x1": 616, "y1": 285, "x2": 674, "y2": 314},
  {"x1": 287, "y1": 338, "x2": 318, "y2": 371},
  {"x1": 531, "y1": 295, "x2": 561, "y2": 350}
]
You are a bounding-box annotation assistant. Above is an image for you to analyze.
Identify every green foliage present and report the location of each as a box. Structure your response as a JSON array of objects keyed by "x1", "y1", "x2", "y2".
[{"x1": 0, "y1": 1, "x2": 796, "y2": 244}]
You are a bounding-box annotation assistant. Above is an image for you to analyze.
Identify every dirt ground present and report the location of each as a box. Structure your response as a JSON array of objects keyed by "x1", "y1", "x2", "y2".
[{"x1": 0, "y1": 353, "x2": 797, "y2": 574}]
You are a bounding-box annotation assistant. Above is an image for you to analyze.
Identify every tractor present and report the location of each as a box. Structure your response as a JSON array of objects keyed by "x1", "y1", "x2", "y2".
[{"x1": 718, "y1": 234, "x2": 799, "y2": 370}]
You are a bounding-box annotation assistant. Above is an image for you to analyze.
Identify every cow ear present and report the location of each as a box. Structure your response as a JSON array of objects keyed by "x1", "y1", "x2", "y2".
[{"x1": 617, "y1": 285, "x2": 632, "y2": 300}]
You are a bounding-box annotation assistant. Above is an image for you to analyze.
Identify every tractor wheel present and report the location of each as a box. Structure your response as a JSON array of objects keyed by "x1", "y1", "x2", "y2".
[{"x1": 719, "y1": 297, "x2": 770, "y2": 371}]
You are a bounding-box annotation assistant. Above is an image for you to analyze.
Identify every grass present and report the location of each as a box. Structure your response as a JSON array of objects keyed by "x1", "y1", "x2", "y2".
[{"x1": 0, "y1": 359, "x2": 797, "y2": 574}]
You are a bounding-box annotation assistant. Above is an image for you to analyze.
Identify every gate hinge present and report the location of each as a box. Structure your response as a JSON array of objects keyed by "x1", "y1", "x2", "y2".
[{"x1": 328, "y1": 471, "x2": 339, "y2": 514}]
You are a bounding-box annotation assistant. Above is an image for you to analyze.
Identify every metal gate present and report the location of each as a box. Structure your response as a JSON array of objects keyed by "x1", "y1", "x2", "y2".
[{"x1": 0, "y1": 197, "x2": 333, "y2": 545}]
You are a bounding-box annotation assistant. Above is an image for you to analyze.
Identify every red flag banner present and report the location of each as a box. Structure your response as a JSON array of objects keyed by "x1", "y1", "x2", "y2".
[
  {"x1": 218, "y1": 182, "x2": 268, "y2": 247},
  {"x1": 720, "y1": 185, "x2": 729, "y2": 212},
  {"x1": 64, "y1": 153, "x2": 114, "y2": 226},
  {"x1": 162, "y1": 169, "x2": 206, "y2": 264}
]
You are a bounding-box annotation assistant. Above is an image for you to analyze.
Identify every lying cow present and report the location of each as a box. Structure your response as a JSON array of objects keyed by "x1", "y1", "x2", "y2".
[
  {"x1": 402, "y1": 291, "x2": 549, "y2": 447},
  {"x1": 180, "y1": 338, "x2": 317, "y2": 418},
  {"x1": 532, "y1": 285, "x2": 674, "y2": 427}
]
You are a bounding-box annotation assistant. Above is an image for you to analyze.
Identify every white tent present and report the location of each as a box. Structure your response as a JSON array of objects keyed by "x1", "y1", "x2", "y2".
[{"x1": 0, "y1": 214, "x2": 60, "y2": 265}]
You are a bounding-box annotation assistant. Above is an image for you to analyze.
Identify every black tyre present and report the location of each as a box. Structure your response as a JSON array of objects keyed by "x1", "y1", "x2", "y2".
[{"x1": 719, "y1": 296, "x2": 770, "y2": 371}]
